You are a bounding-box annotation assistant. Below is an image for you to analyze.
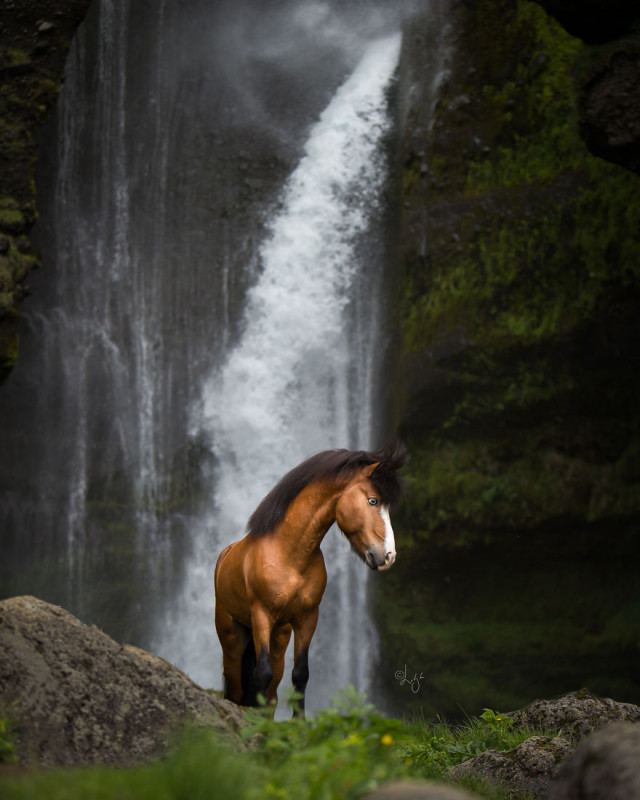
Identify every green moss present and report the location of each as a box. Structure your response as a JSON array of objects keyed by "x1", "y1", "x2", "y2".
[
  {"x1": 6, "y1": 48, "x2": 31, "y2": 67},
  {"x1": 398, "y1": 0, "x2": 640, "y2": 516},
  {"x1": 0, "y1": 208, "x2": 25, "y2": 233},
  {"x1": 401, "y1": 0, "x2": 640, "y2": 355},
  {"x1": 466, "y1": 2, "x2": 584, "y2": 189}
]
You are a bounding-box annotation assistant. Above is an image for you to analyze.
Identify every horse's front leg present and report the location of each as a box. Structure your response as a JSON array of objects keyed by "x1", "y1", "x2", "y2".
[
  {"x1": 251, "y1": 603, "x2": 275, "y2": 706},
  {"x1": 292, "y1": 606, "x2": 320, "y2": 719},
  {"x1": 268, "y1": 623, "x2": 292, "y2": 706}
]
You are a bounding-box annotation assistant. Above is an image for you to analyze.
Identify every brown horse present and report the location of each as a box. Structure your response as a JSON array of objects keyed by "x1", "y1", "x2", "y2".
[{"x1": 214, "y1": 444, "x2": 407, "y2": 716}]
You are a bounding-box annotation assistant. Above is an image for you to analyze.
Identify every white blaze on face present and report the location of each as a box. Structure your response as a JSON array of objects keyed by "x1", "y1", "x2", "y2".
[{"x1": 378, "y1": 504, "x2": 396, "y2": 570}]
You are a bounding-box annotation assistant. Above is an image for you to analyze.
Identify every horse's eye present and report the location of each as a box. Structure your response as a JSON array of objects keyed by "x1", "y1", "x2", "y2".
[{"x1": 368, "y1": 497, "x2": 379, "y2": 506}]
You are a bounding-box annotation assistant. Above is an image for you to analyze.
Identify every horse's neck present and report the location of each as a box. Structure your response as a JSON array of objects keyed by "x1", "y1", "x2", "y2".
[{"x1": 279, "y1": 479, "x2": 343, "y2": 556}]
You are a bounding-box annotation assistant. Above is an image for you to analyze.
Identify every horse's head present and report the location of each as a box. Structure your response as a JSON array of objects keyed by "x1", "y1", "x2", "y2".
[{"x1": 336, "y1": 464, "x2": 397, "y2": 571}]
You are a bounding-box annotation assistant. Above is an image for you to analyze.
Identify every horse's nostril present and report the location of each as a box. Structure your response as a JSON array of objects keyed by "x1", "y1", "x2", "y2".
[
  {"x1": 377, "y1": 551, "x2": 396, "y2": 571},
  {"x1": 366, "y1": 550, "x2": 382, "y2": 569}
]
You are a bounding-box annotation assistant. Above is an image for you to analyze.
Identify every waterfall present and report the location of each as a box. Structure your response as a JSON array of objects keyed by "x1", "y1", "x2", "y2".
[
  {"x1": 0, "y1": 0, "x2": 412, "y2": 712},
  {"x1": 157, "y1": 33, "x2": 402, "y2": 710}
]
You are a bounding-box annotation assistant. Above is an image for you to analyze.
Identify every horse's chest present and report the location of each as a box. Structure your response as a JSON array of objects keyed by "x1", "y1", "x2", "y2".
[
  {"x1": 247, "y1": 545, "x2": 327, "y2": 623},
  {"x1": 272, "y1": 580, "x2": 320, "y2": 619}
]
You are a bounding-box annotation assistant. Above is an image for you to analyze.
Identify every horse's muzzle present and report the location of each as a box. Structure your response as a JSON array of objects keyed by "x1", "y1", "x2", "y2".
[{"x1": 366, "y1": 549, "x2": 396, "y2": 571}]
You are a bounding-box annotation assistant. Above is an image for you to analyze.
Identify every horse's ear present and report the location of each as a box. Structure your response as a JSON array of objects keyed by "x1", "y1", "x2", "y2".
[{"x1": 362, "y1": 462, "x2": 380, "y2": 479}]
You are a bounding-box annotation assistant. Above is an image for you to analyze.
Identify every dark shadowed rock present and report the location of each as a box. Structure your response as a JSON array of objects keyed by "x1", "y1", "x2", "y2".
[
  {"x1": 0, "y1": 596, "x2": 246, "y2": 767},
  {"x1": 536, "y1": 0, "x2": 640, "y2": 44},
  {"x1": 448, "y1": 735, "x2": 573, "y2": 798},
  {"x1": 548, "y1": 722, "x2": 640, "y2": 800},
  {"x1": 507, "y1": 689, "x2": 640, "y2": 741},
  {"x1": 364, "y1": 780, "x2": 480, "y2": 800},
  {"x1": 578, "y1": 45, "x2": 640, "y2": 175},
  {"x1": 524, "y1": 0, "x2": 640, "y2": 175},
  {"x1": 528, "y1": 0, "x2": 639, "y2": 45}
]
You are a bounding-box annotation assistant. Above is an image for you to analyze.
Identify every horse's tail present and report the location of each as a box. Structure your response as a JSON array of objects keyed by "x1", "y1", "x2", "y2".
[{"x1": 241, "y1": 632, "x2": 258, "y2": 707}]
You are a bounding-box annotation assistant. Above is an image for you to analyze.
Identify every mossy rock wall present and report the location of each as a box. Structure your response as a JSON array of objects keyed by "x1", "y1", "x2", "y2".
[
  {"x1": 378, "y1": 0, "x2": 640, "y2": 719},
  {"x1": 0, "y1": 0, "x2": 91, "y2": 383}
]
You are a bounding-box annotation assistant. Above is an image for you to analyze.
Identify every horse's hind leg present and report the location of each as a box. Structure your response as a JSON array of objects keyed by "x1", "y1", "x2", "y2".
[
  {"x1": 215, "y1": 603, "x2": 250, "y2": 705},
  {"x1": 240, "y1": 634, "x2": 257, "y2": 706}
]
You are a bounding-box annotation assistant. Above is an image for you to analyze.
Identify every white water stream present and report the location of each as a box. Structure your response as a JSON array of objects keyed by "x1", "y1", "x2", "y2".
[{"x1": 156, "y1": 33, "x2": 402, "y2": 712}]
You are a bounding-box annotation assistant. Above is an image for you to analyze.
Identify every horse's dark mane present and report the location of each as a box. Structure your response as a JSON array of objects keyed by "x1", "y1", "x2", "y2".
[{"x1": 247, "y1": 443, "x2": 408, "y2": 537}]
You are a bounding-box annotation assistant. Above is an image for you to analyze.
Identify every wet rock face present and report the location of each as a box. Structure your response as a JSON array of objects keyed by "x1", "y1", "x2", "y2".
[
  {"x1": 0, "y1": 596, "x2": 246, "y2": 767},
  {"x1": 0, "y1": 0, "x2": 92, "y2": 383},
  {"x1": 548, "y1": 722, "x2": 640, "y2": 800}
]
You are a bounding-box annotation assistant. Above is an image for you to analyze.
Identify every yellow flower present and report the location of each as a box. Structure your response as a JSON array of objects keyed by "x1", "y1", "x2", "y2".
[{"x1": 380, "y1": 734, "x2": 393, "y2": 746}]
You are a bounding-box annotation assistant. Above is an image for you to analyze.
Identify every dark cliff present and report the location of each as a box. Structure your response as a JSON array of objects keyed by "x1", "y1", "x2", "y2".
[
  {"x1": 0, "y1": 0, "x2": 91, "y2": 383},
  {"x1": 378, "y1": 0, "x2": 640, "y2": 718}
]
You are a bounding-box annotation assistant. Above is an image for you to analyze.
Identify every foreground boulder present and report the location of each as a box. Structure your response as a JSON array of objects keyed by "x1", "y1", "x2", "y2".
[
  {"x1": 548, "y1": 722, "x2": 640, "y2": 800},
  {"x1": 449, "y1": 735, "x2": 573, "y2": 797},
  {"x1": 446, "y1": 691, "x2": 640, "y2": 798},
  {"x1": 507, "y1": 689, "x2": 640, "y2": 741},
  {"x1": 0, "y1": 596, "x2": 245, "y2": 767}
]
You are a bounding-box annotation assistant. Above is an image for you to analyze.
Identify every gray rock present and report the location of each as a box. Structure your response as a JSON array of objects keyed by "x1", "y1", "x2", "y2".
[
  {"x1": 507, "y1": 689, "x2": 640, "y2": 741},
  {"x1": 0, "y1": 596, "x2": 246, "y2": 767},
  {"x1": 364, "y1": 780, "x2": 479, "y2": 800},
  {"x1": 548, "y1": 722, "x2": 640, "y2": 800},
  {"x1": 449, "y1": 735, "x2": 573, "y2": 798}
]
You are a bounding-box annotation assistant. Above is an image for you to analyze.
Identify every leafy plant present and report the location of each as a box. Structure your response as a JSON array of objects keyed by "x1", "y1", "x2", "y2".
[
  {"x1": 242, "y1": 687, "x2": 410, "y2": 799},
  {"x1": 403, "y1": 707, "x2": 547, "y2": 779}
]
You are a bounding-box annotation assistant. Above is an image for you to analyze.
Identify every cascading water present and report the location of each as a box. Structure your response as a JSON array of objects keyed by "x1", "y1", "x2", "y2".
[
  {"x1": 0, "y1": 0, "x2": 452, "y2": 712},
  {"x1": 157, "y1": 33, "x2": 402, "y2": 710}
]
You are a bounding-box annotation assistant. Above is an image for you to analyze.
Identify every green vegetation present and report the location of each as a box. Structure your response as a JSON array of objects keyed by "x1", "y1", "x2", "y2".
[
  {"x1": 405, "y1": 708, "x2": 541, "y2": 775},
  {"x1": 0, "y1": 691, "x2": 563, "y2": 800}
]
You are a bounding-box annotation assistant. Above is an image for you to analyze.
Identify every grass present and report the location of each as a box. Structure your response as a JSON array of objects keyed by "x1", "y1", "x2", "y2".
[{"x1": 0, "y1": 689, "x2": 565, "y2": 800}]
